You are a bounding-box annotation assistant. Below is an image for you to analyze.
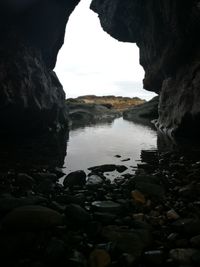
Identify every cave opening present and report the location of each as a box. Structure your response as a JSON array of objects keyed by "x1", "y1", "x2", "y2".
[{"x1": 55, "y1": 0, "x2": 156, "y2": 101}]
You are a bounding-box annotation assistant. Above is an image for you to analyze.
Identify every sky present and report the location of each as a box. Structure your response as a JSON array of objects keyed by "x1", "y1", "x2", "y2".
[{"x1": 55, "y1": 0, "x2": 157, "y2": 101}]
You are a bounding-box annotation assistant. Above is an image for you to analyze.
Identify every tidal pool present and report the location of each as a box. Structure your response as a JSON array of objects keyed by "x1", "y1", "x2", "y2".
[{"x1": 64, "y1": 117, "x2": 157, "y2": 176}]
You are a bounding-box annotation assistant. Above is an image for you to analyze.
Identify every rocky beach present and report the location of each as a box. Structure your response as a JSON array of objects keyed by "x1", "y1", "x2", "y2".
[{"x1": 1, "y1": 143, "x2": 200, "y2": 266}]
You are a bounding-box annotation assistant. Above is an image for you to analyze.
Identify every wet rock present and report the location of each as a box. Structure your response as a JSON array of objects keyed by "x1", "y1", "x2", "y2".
[
  {"x1": 121, "y1": 158, "x2": 130, "y2": 162},
  {"x1": 166, "y1": 209, "x2": 180, "y2": 220},
  {"x1": 131, "y1": 190, "x2": 146, "y2": 204},
  {"x1": 178, "y1": 184, "x2": 194, "y2": 198},
  {"x1": 116, "y1": 165, "x2": 128, "y2": 173},
  {"x1": 144, "y1": 250, "x2": 165, "y2": 265},
  {"x1": 102, "y1": 225, "x2": 152, "y2": 259},
  {"x1": 88, "y1": 164, "x2": 117, "y2": 173},
  {"x1": 2, "y1": 205, "x2": 63, "y2": 230},
  {"x1": 135, "y1": 181, "x2": 164, "y2": 200},
  {"x1": 132, "y1": 213, "x2": 145, "y2": 222},
  {"x1": 63, "y1": 170, "x2": 86, "y2": 188},
  {"x1": 169, "y1": 248, "x2": 198, "y2": 264},
  {"x1": 65, "y1": 204, "x2": 91, "y2": 225},
  {"x1": 68, "y1": 250, "x2": 87, "y2": 267},
  {"x1": 89, "y1": 249, "x2": 111, "y2": 267},
  {"x1": 190, "y1": 235, "x2": 200, "y2": 248},
  {"x1": 91, "y1": 201, "x2": 122, "y2": 213},
  {"x1": 86, "y1": 175, "x2": 104, "y2": 188}
]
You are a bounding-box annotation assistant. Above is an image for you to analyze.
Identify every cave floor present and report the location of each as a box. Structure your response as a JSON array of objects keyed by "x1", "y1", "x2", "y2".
[{"x1": 0, "y1": 149, "x2": 200, "y2": 267}]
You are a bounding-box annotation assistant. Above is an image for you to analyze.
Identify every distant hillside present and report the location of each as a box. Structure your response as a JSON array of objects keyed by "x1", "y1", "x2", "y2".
[{"x1": 66, "y1": 95, "x2": 145, "y2": 110}]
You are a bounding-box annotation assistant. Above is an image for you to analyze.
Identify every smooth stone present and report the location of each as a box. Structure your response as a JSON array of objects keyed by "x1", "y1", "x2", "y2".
[
  {"x1": 166, "y1": 209, "x2": 180, "y2": 220},
  {"x1": 132, "y1": 213, "x2": 145, "y2": 222},
  {"x1": 89, "y1": 249, "x2": 111, "y2": 267},
  {"x1": 88, "y1": 164, "x2": 117, "y2": 173},
  {"x1": 116, "y1": 165, "x2": 128, "y2": 173},
  {"x1": 102, "y1": 225, "x2": 152, "y2": 258},
  {"x1": 121, "y1": 158, "x2": 130, "y2": 162},
  {"x1": 178, "y1": 184, "x2": 194, "y2": 198},
  {"x1": 68, "y1": 250, "x2": 87, "y2": 266},
  {"x1": 135, "y1": 181, "x2": 165, "y2": 199},
  {"x1": 63, "y1": 170, "x2": 86, "y2": 188},
  {"x1": 2, "y1": 205, "x2": 63, "y2": 230},
  {"x1": 86, "y1": 175, "x2": 103, "y2": 188},
  {"x1": 91, "y1": 201, "x2": 122, "y2": 213},
  {"x1": 131, "y1": 190, "x2": 146, "y2": 204},
  {"x1": 65, "y1": 204, "x2": 91, "y2": 225},
  {"x1": 169, "y1": 248, "x2": 198, "y2": 264},
  {"x1": 190, "y1": 235, "x2": 200, "y2": 247},
  {"x1": 144, "y1": 250, "x2": 165, "y2": 265}
]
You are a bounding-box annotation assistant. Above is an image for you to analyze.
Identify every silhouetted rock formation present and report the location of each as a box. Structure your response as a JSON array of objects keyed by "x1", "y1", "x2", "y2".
[
  {"x1": 91, "y1": 0, "x2": 200, "y2": 137},
  {"x1": 123, "y1": 96, "x2": 158, "y2": 127},
  {"x1": 0, "y1": 0, "x2": 80, "y2": 134}
]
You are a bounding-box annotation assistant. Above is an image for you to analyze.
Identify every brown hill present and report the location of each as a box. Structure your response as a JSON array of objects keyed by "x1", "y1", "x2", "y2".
[{"x1": 67, "y1": 95, "x2": 145, "y2": 111}]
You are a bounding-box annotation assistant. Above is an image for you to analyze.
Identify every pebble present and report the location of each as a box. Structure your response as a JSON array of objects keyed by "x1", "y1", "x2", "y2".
[
  {"x1": 131, "y1": 190, "x2": 146, "y2": 204},
  {"x1": 89, "y1": 249, "x2": 111, "y2": 267},
  {"x1": 91, "y1": 201, "x2": 122, "y2": 213},
  {"x1": 166, "y1": 209, "x2": 180, "y2": 220}
]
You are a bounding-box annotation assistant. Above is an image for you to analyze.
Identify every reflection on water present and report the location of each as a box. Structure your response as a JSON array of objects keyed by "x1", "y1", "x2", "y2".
[
  {"x1": 0, "y1": 130, "x2": 68, "y2": 171},
  {"x1": 64, "y1": 117, "x2": 157, "y2": 174}
]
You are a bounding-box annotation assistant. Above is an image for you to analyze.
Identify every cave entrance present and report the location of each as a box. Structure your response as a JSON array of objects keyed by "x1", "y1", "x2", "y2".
[{"x1": 55, "y1": 0, "x2": 156, "y2": 101}]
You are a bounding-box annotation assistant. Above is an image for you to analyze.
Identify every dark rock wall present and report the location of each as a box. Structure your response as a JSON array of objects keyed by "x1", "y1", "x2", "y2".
[
  {"x1": 0, "y1": 0, "x2": 80, "y2": 134},
  {"x1": 91, "y1": 0, "x2": 200, "y2": 137}
]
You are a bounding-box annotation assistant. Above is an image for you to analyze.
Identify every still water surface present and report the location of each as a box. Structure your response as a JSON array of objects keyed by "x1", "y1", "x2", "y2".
[{"x1": 64, "y1": 117, "x2": 157, "y2": 175}]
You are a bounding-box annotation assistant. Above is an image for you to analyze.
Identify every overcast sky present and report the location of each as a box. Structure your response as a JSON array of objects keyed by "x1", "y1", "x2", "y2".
[{"x1": 55, "y1": 0, "x2": 156, "y2": 100}]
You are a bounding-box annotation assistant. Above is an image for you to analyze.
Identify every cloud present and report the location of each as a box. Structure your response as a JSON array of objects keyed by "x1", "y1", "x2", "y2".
[{"x1": 55, "y1": 0, "x2": 155, "y2": 100}]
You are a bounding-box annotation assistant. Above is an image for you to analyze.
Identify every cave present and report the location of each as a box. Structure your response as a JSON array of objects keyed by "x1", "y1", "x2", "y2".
[
  {"x1": 1, "y1": 0, "x2": 200, "y2": 138},
  {"x1": 1, "y1": 1, "x2": 200, "y2": 266}
]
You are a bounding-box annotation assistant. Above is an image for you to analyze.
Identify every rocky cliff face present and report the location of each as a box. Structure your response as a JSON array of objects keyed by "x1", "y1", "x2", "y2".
[
  {"x1": 0, "y1": 0, "x2": 80, "y2": 134},
  {"x1": 91, "y1": 0, "x2": 200, "y2": 137}
]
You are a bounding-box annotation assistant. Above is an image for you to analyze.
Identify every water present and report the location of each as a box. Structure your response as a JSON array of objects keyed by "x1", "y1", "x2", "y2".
[{"x1": 64, "y1": 117, "x2": 157, "y2": 175}]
